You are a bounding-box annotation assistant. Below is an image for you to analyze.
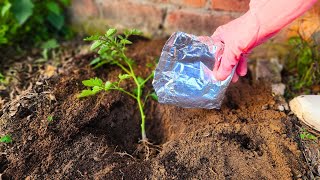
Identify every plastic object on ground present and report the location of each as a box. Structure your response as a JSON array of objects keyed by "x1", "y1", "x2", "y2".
[{"x1": 289, "y1": 95, "x2": 320, "y2": 131}]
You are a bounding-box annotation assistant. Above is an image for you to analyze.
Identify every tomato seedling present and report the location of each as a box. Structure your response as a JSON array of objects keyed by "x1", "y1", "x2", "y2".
[{"x1": 79, "y1": 28, "x2": 157, "y2": 144}]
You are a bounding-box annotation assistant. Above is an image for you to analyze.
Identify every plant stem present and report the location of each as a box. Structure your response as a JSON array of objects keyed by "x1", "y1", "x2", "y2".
[
  {"x1": 136, "y1": 85, "x2": 147, "y2": 141},
  {"x1": 141, "y1": 71, "x2": 154, "y2": 86},
  {"x1": 110, "y1": 87, "x2": 136, "y2": 99}
]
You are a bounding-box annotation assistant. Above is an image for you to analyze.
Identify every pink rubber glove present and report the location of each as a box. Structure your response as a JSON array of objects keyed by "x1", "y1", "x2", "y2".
[{"x1": 212, "y1": 0, "x2": 318, "y2": 82}]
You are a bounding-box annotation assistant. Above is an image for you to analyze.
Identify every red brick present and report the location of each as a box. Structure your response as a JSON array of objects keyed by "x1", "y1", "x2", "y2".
[
  {"x1": 164, "y1": 9, "x2": 234, "y2": 36},
  {"x1": 70, "y1": 0, "x2": 98, "y2": 18},
  {"x1": 211, "y1": 0, "x2": 249, "y2": 12},
  {"x1": 100, "y1": 0, "x2": 165, "y2": 35},
  {"x1": 171, "y1": 0, "x2": 207, "y2": 8}
]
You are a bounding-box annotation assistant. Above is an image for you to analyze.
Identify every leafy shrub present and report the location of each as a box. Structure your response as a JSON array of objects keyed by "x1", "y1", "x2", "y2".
[
  {"x1": 0, "y1": 0, "x2": 71, "y2": 46},
  {"x1": 285, "y1": 32, "x2": 320, "y2": 97}
]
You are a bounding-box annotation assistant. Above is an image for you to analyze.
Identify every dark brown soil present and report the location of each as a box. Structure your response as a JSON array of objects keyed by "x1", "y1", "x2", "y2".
[{"x1": 0, "y1": 39, "x2": 308, "y2": 179}]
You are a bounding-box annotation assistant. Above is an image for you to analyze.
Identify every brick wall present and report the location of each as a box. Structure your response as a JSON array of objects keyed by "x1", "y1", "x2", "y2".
[
  {"x1": 70, "y1": 0, "x2": 248, "y2": 37},
  {"x1": 70, "y1": 0, "x2": 319, "y2": 39}
]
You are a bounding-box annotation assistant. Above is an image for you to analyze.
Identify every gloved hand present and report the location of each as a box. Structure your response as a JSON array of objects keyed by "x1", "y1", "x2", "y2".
[{"x1": 212, "y1": 0, "x2": 318, "y2": 82}]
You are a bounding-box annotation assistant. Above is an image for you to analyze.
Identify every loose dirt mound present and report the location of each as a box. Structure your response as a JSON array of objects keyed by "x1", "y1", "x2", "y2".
[{"x1": 0, "y1": 39, "x2": 307, "y2": 179}]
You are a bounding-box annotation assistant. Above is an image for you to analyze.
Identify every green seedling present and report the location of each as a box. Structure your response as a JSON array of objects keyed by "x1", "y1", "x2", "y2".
[
  {"x1": 47, "y1": 115, "x2": 53, "y2": 122},
  {"x1": 79, "y1": 28, "x2": 157, "y2": 144},
  {"x1": 0, "y1": 134, "x2": 12, "y2": 143},
  {"x1": 285, "y1": 32, "x2": 320, "y2": 97},
  {"x1": 300, "y1": 129, "x2": 317, "y2": 141}
]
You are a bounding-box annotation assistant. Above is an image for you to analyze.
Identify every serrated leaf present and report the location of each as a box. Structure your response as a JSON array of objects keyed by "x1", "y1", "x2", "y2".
[
  {"x1": 119, "y1": 74, "x2": 131, "y2": 80},
  {"x1": 92, "y1": 86, "x2": 103, "y2": 93},
  {"x1": 82, "y1": 77, "x2": 103, "y2": 87},
  {"x1": 12, "y1": 0, "x2": 34, "y2": 25},
  {"x1": 84, "y1": 35, "x2": 100, "y2": 41},
  {"x1": 137, "y1": 76, "x2": 144, "y2": 85},
  {"x1": 98, "y1": 45, "x2": 108, "y2": 54},
  {"x1": 150, "y1": 92, "x2": 158, "y2": 101},
  {"x1": 90, "y1": 40, "x2": 103, "y2": 51},
  {"x1": 46, "y1": 2, "x2": 61, "y2": 15},
  {"x1": 111, "y1": 50, "x2": 117, "y2": 56},
  {"x1": 120, "y1": 39, "x2": 132, "y2": 45},
  {"x1": 0, "y1": 134, "x2": 12, "y2": 143},
  {"x1": 47, "y1": 12, "x2": 64, "y2": 30},
  {"x1": 106, "y1": 28, "x2": 117, "y2": 37},
  {"x1": 104, "y1": 81, "x2": 112, "y2": 91},
  {"x1": 1, "y1": 1, "x2": 11, "y2": 17},
  {"x1": 117, "y1": 35, "x2": 124, "y2": 40},
  {"x1": 78, "y1": 90, "x2": 96, "y2": 98}
]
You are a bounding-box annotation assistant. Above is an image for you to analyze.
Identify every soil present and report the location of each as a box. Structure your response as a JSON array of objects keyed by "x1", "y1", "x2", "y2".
[{"x1": 0, "y1": 39, "x2": 309, "y2": 179}]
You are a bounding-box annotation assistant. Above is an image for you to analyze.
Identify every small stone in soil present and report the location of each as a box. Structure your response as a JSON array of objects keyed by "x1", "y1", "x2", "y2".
[
  {"x1": 278, "y1": 105, "x2": 285, "y2": 112},
  {"x1": 261, "y1": 104, "x2": 269, "y2": 110}
]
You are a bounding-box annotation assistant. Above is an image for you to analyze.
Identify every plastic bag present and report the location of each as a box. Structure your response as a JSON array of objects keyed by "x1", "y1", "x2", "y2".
[{"x1": 152, "y1": 32, "x2": 235, "y2": 109}]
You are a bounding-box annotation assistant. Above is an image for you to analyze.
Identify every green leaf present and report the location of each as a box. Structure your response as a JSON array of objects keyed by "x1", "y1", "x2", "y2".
[
  {"x1": 60, "y1": 0, "x2": 71, "y2": 6},
  {"x1": 93, "y1": 61, "x2": 108, "y2": 69},
  {"x1": 137, "y1": 76, "x2": 144, "y2": 85},
  {"x1": 92, "y1": 86, "x2": 103, "y2": 93},
  {"x1": 47, "y1": 115, "x2": 53, "y2": 122},
  {"x1": 1, "y1": 1, "x2": 11, "y2": 17},
  {"x1": 98, "y1": 45, "x2": 108, "y2": 54},
  {"x1": 84, "y1": 35, "x2": 100, "y2": 41},
  {"x1": 120, "y1": 39, "x2": 132, "y2": 45},
  {"x1": 104, "y1": 81, "x2": 112, "y2": 91},
  {"x1": 90, "y1": 40, "x2": 103, "y2": 51},
  {"x1": 82, "y1": 78, "x2": 103, "y2": 87},
  {"x1": 78, "y1": 89, "x2": 96, "y2": 98},
  {"x1": 11, "y1": 0, "x2": 34, "y2": 25},
  {"x1": 106, "y1": 28, "x2": 117, "y2": 37},
  {"x1": 111, "y1": 50, "x2": 117, "y2": 56},
  {"x1": 46, "y1": 2, "x2": 61, "y2": 15},
  {"x1": 130, "y1": 29, "x2": 142, "y2": 35},
  {"x1": 119, "y1": 74, "x2": 131, "y2": 80},
  {"x1": 150, "y1": 92, "x2": 158, "y2": 101},
  {"x1": 41, "y1": 39, "x2": 59, "y2": 49},
  {"x1": 47, "y1": 12, "x2": 64, "y2": 30},
  {"x1": 90, "y1": 57, "x2": 101, "y2": 65},
  {"x1": 0, "y1": 134, "x2": 12, "y2": 143}
]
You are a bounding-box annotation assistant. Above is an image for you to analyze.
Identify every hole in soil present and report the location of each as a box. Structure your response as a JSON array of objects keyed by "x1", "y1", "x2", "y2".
[
  {"x1": 225, "y1": 94, "x2": 239, "y2": 110},
  {"x1": 220, "y1": 133, "x2": 263, "y2": 156},
  {"x1": 83, "y1": 98, "x2": 165, "y2": 158}
]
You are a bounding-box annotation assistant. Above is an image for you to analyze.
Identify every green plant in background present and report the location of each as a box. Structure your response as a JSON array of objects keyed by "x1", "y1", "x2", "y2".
[
  {"x1": 300, "y1": 128, "x2": 317, "y2": 141},
  {"x1": 285, "y1": 33, "x2": 320, "y2": 96},
  {"x1": 79, "y1": 28, "x2": 157, "y2": 145},
  {"x1": 0, "y1": 0, "x2": 72, "y2": 46},
  {"x1": 36, "y1": 38, "x2": 60, "y2": 62},
  {"x1": 0, "y1": 134, "x2": 12, "y2": 143}
]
